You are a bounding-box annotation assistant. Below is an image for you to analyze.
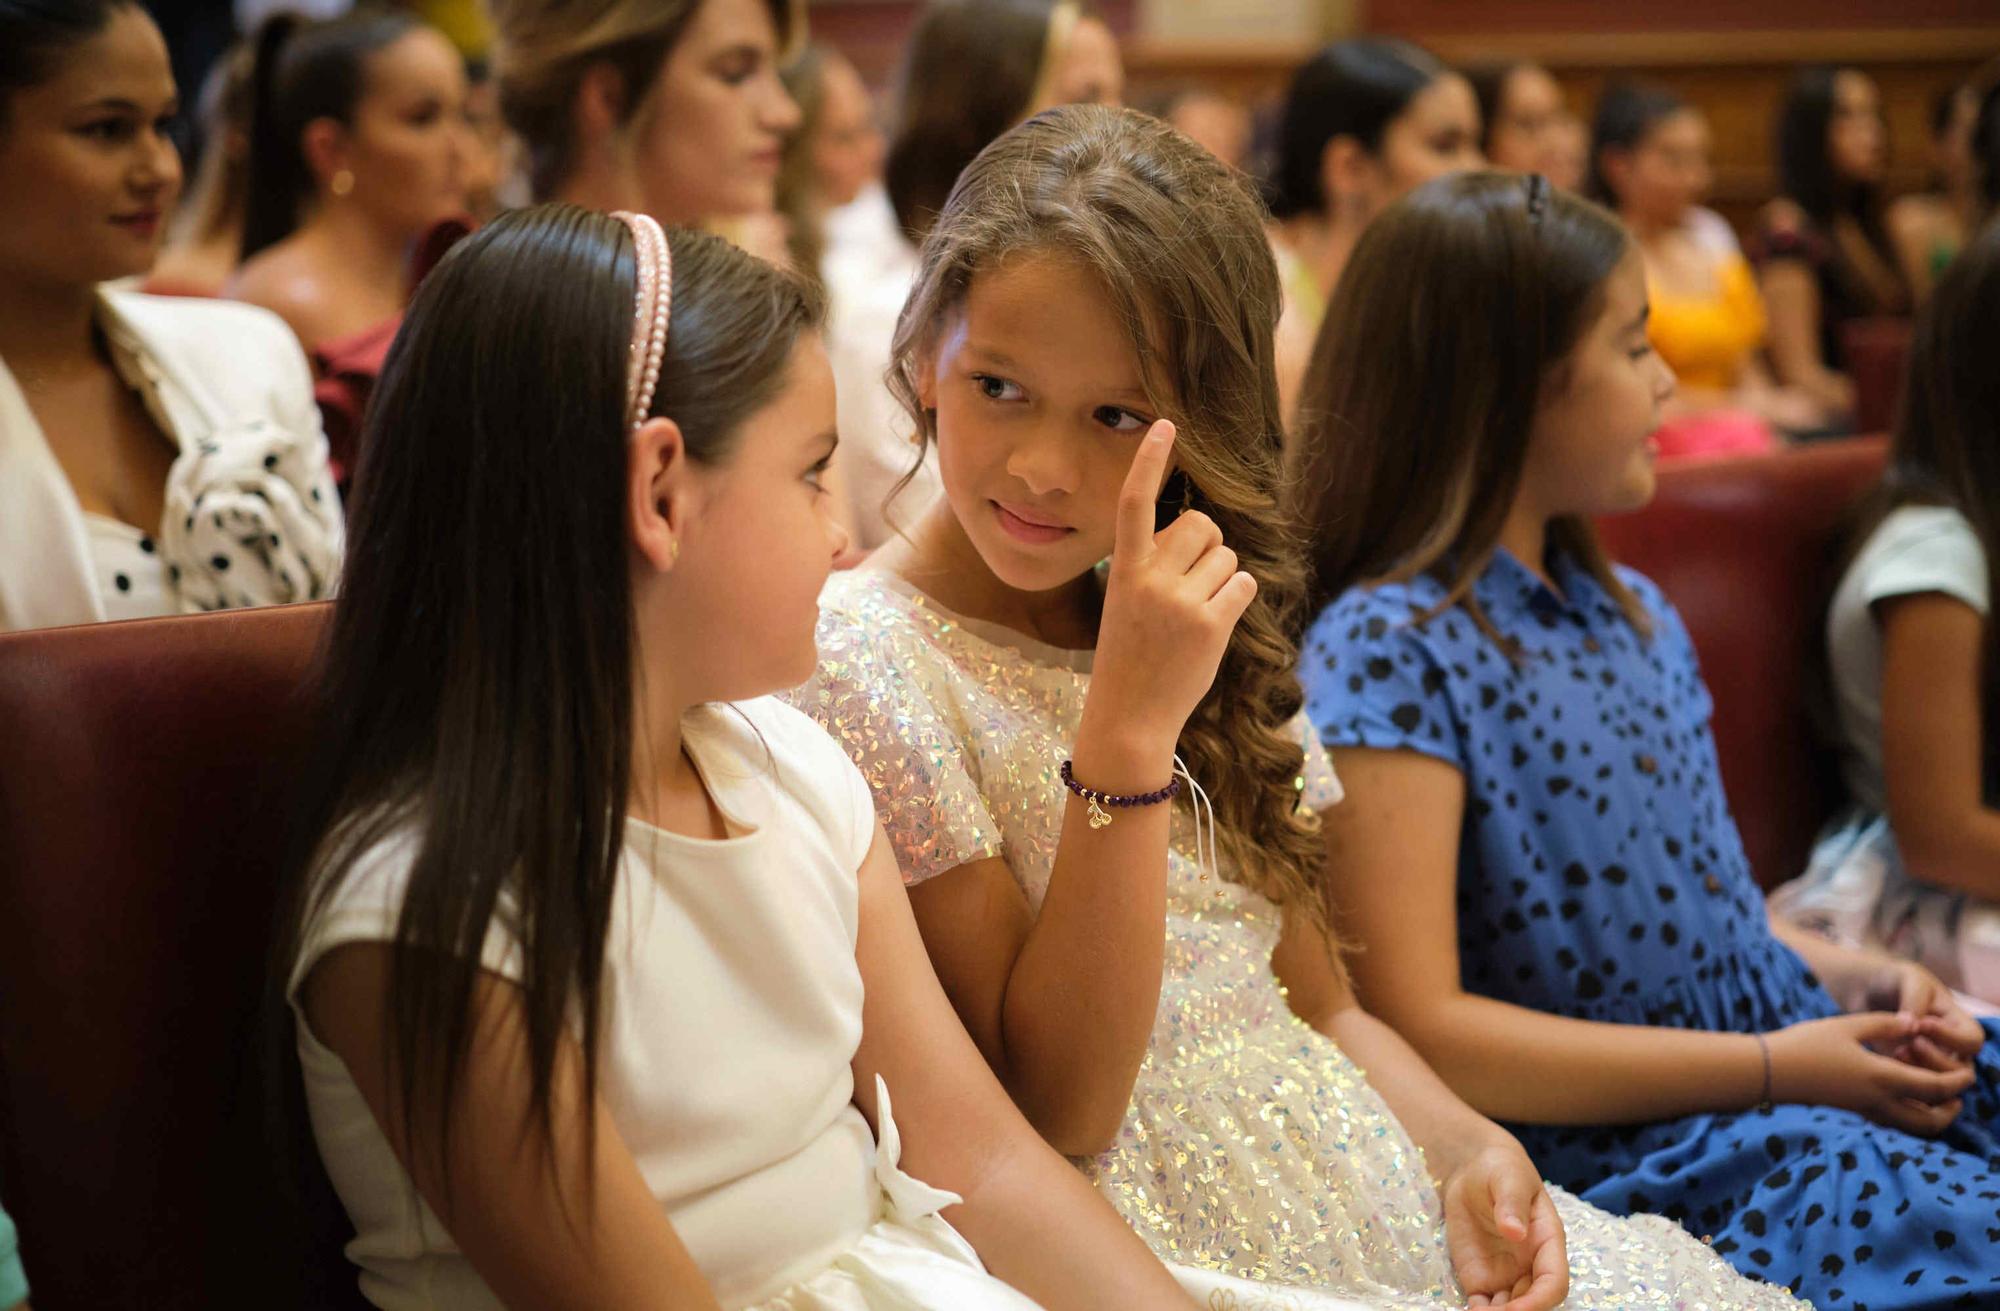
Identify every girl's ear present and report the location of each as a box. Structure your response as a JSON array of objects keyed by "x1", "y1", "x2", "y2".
[
  {"x1": 629, "y1": 415, "x2": 690, "y2": 572},
  {"x1": 1319, "y1": 135, "x2": 1379, "y2": 220},
  {"x1": 913, "y1": 344, "x2": 940, "y2": 411},
  {"x1": 576, "y1": 60, "x2": 628, "y2": 137},
  {"x1": 300, "y1": 116, "x2": 351, "y2": 190},
  {"x1": 1599, "y1": 146, "x2": 1634, "y2": 201}
]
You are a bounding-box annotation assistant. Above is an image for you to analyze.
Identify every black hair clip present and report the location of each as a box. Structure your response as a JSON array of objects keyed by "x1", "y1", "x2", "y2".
[{"x1": 1525, "y1": 173, "x2": 1551, "y2": 226}]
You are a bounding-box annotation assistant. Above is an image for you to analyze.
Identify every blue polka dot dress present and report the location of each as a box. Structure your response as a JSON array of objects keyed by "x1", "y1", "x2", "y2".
[{"x1": 1303, "y1": 550, "x2": 2000, "y2": 1310}]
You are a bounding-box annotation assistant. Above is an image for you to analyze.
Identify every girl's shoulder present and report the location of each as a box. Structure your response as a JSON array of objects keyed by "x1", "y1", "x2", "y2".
[
  {"x1": 1605, "y1": 560, "x2": 1672, "y2": 614},
  {"x1": 100, "y1": 287, "x2": 314, "y2": 390},
  {"x1": 812, "y1": 568, "x2": 987, "y2": 684},
  {"x1": 1306, "y1": 575, "x2": 1450, "y2": 641},
  {"x1": 694, "y1": 696, "x2": 876, "y2": 854},
  {"x1": 1857, "y1": 503, "x2": 1978, "y2": 556},
  {"x1": 819, "y1": 568, "x2": 935, "y2": 640},
  {"x1": 1748, "y1": 199, "x2": 1828, "y2": 266},
  {"x1": 710, "y1": 695, "x2": 871, "y2": 788},
  {"x1": 1843, "y1": 503, "x2": 1988, "y2": 612}
]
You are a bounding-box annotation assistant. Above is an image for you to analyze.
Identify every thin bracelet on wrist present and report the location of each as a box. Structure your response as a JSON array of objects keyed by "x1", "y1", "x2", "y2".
[{"x1": 1061, "y1": 758, "x2": 1181, "y2": 829}]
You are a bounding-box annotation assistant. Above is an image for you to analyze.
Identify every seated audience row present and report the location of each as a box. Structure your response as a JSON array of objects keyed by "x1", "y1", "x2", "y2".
[
  {"x1": 5, "y1": 3, "x2": 2000, "y2": 1309},
  {"x1": 0, "y1": 0, "x2": 339, "y2": 635}
]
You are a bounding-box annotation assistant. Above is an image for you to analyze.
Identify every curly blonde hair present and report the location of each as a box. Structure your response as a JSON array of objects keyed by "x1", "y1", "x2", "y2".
[{"x1": 888, "y1": 103, "x2": 1330, "y2": 935}]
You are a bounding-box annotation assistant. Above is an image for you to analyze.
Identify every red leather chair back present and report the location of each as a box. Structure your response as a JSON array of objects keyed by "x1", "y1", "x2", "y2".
[
  {"x1": 1596, "y1": 437, "x2": 1889, "y2": 889},
  {"x1": 1841, "y1": 317, "x2": 1912, "y2": 438},
  {"x1": 0, "y1": 603, "x2": 364, "y2": 1309}
]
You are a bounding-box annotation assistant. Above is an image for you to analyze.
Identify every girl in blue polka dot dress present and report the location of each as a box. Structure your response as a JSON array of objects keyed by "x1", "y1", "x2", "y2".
[{"x1": 1295, "y1": 171, "x2": 2000, "y2": 1309}]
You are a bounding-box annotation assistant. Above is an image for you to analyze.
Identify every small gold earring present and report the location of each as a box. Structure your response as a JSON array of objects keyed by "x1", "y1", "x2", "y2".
[
  {"x1": 330, "y1": 169, "x2": 355, "y2": 198},
  {"x1": 670, "y1": 539, "x2": 680, "y2": 561}
]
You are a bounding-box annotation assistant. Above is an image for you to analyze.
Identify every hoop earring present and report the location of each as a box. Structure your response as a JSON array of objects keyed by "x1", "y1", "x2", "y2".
[{"x1": 330, "y1": 169, "x2": 355, "y2": 198}]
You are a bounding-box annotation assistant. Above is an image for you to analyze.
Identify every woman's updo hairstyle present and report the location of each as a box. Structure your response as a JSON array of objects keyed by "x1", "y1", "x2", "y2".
[
  {"x1": 489, "y1": 0, "x2": 799, "y2": 202},
  {"x1": 241, "y1": 8, "x2": 423, "y2": 259}
]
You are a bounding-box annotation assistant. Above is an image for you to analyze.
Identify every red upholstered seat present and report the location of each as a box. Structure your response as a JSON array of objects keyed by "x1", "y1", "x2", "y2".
[
  {"x1": 1841, "y1": 317, "x2": 1912, "y2": 438},
  {"x1": 0, "y1": 603, "x2": 364, "y2": 1309},
  {"x1": 1596, "y1": 436, "x2": 1888, "y2": 890}
]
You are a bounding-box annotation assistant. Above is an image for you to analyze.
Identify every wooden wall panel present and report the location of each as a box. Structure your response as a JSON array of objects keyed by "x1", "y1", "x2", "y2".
[
  {"x1": 806, "y1": 2, "x2": 1997, "y2": 232},
  {"x1": 1367, "y1": 0, "x2": 2000, "y2": 34},
  {"x1": 1122, "y1": 29, "x2": 1998, "y2": 233}
]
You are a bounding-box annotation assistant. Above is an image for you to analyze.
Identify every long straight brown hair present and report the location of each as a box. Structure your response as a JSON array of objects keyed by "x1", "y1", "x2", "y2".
[
  {"x1": 273, "y1": 206, "x2": 823, "y2": 1204},
  {"x1": 1292, "y1": 170, "x2": 1649, "y2": 646}
]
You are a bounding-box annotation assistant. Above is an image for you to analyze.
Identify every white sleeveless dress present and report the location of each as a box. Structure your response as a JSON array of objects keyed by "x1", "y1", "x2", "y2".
[
  {"x1": 793, "y1": 570, "x2": 1802, "y2": 1310},
  {"x1": 288, "y1": 697, "x2": 1045, "y2": 1310}
]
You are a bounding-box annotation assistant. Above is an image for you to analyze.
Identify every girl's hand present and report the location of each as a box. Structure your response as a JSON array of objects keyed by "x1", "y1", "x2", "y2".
[
  {"x1": 1438, "y1": 1136, "x2": 1568, "y2": 1311},
  {"x1": 1081, "y1": 421, "x2": 1257, "y2": 759},
  {"x1": 1767, "y1": 1013, "x2": 1976, "y2": 1134},
  {"x1": 1862, "y1": 960, "x2": 1988, "y2": 1065}
]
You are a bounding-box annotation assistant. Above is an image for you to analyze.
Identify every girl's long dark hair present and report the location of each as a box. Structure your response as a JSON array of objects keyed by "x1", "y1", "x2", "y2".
[
  {"x1": 1292, "y1": 170, "x2": 1647, "y2": 644},
  {"x1": 241, "y1": 8, "x2": 419, "y2": 260},
  {"x1": 1841, "y1": 218, "x2": 2000, "y2": 792},
  {"x1": 1976, "y1": 80, "x2": 2000, "y2": 228},
  {"x1": 273, "y1": 204, "x2": 822, "y2": 1195},
  {"x1": 884, "y1": 0, "x2": 1077, "y2": 241},
  {"x1": 1776, "y1": 65, "x2": 1893, "y2": 256}
]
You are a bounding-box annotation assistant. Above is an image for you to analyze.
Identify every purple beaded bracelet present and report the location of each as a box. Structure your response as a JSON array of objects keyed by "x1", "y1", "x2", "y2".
[{"x1": 1061, "y1": 759, "x2": 1182, "y2": 830}]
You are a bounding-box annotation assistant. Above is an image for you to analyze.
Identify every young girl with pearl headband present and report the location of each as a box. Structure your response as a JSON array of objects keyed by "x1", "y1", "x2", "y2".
[{"x1": 277, "y1": 202, "x2": 1191, "y2": 1310}]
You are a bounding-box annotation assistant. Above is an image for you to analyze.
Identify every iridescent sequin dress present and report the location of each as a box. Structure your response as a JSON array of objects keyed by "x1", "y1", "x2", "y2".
[{"x1": 792, "y1": 571, "x2": 1800, "y2": 1310}]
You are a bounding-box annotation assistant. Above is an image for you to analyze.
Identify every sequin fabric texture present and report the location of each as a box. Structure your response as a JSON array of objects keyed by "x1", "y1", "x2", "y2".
[{"x1": 791, "y1": 570, "x2": 1803, "y2": 1309}]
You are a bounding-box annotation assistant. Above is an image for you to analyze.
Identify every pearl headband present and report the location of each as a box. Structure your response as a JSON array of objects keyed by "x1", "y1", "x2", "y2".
[{"x1": 611, "y1": 210, "x2": 672, "y2": 429}]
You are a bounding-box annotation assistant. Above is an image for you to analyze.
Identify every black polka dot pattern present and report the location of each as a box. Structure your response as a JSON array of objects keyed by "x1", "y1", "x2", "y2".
[{"x1": 1304, "y1": 549, "x2": 2000, "y2": 1308}]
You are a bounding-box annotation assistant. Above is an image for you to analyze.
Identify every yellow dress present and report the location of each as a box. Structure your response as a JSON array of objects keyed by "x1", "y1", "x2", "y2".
[{"x1": 1645, "y1": 253, "x2": 1768, "y2": 393}]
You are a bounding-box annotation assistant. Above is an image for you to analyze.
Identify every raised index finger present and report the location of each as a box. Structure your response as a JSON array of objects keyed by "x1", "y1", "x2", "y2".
[{"x1": 1116, "y1": 420, "x2": 1177, "y2": 557}]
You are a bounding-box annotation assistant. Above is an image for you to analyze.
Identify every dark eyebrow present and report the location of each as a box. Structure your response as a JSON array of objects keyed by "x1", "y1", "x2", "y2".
[
  {"x1": 964, "y1": 343, "x2": 1148, "y2": 400},
  {"x1": 79, "y1": 96, "x2": 178, "y2": 115}
]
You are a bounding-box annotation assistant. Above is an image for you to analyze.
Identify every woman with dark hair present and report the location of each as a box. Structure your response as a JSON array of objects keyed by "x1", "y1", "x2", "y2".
[
  {"x1": 1885, "y1": 81, "x2": 1980, "y2": 300},
  {"x1": 278, "y1": 202, "x2": 1191, "y2": 1310},
  {"x1": 1267, "y1": 37, "x2": 1481, "y2": 422},
  {"x1": 1752, "y1": 65, "x2": 1909, "y2": 422},
  {"x1": 488, "y1": 0, "x2": 800, "y2": 229},
  {"x1": 226, "y1": 9, "x2": 470, "y2": 354},
  {"x1": 828, "y1": 0, "x2": 1123, "y2": 551},
  {"x1": 0, "y1": 0, "x2": 339, "y2": 632},
  {"x1": 1467, "y1": 61, "x2": 1581, "y2": 193},
  {"x1": 1296, "y1": 171, "x2": 2000, "y2": 1309},
  {"x1": 1772, "y1": 220, "x2": 2000, "y2": 1005},
  {"x1": 1589, "y1": 81, "x2": 1824, "y2": 453},
  {"x1": 1973, "y1": 77, "x2": 2000, "y2": 231}
]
